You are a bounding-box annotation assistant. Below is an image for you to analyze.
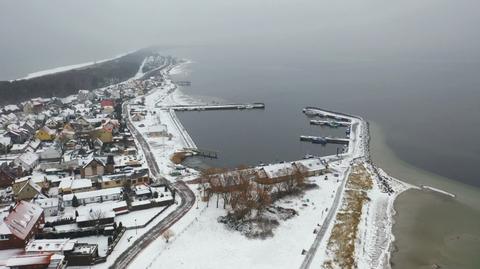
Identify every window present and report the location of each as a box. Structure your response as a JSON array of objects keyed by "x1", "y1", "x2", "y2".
[{"x1": 0, "y1": 234, "x2": 8, "y2": 240}]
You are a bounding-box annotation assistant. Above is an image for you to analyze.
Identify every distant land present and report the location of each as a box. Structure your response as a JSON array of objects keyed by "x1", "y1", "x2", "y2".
[{"x1": 0, "y1": 49, "x2": 153, "y2": 105}]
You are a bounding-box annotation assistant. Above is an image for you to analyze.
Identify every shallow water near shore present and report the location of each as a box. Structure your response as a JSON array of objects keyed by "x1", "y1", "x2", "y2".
[{"x1": 369, "y1": 122, "x2": 480, "y2": 269}]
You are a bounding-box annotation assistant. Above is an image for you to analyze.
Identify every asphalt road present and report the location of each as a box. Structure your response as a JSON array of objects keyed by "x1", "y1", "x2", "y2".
[{"x1": 110, "y1": 64, "x2": 195, "y2": 269}]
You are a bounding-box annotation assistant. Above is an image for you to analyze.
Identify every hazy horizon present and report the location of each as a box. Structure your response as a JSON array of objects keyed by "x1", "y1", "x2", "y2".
[{"x1": 1, "y1": 0, "x2": 480, "y2": 80}]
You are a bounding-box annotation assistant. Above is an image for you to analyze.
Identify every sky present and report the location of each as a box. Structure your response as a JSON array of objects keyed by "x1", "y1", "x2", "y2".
[{"x1": 1, "y1": 0, "x2": 480, "y2": 79}]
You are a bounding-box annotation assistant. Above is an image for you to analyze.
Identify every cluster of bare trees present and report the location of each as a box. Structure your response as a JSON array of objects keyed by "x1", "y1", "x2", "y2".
[{"x1": 200, "y1": 165, "x2": 306, "y2": 220}]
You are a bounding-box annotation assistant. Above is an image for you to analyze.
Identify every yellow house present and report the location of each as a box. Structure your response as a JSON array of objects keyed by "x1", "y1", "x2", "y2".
[
  {"x1": 35, "y1": 126, "x2": 56, "y2": 141},
  {"x1": 89, "y1": 127, "x2": 113, "y2": 143},
  {"x1": 12, "y1": 178, "x2": 42, "y2": 201}
]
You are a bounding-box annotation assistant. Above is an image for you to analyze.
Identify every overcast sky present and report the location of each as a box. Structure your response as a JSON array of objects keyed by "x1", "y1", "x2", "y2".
[{"x1": 1, "y1": 0, "x2": 479, "y2": 79}]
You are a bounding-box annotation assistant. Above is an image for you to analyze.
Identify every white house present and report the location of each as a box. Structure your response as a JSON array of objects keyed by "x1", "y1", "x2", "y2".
[
  {"x1": 63, "y1": 187, "x2": 123, "y2": 207},
  {"x1": 26, "y1": 238, "x2": 76, "y2": 254},
  {"x1": 58, "y1": 178, "x2": 92, "y2": 194},
  {"x1": 38, "y1": 145, "x2": 63, "y2": 162},
  {"x1": 14, "y1": 152, "x2": 40, "y2": 171},
  {"x1": 34, "y1": 197, "x2": 61, "y2": 217}
]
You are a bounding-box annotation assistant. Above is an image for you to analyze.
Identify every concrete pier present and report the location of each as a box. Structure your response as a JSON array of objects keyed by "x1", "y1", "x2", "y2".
[{"x1": 164, "y1": 103, "x2": 265, "y2": 111}]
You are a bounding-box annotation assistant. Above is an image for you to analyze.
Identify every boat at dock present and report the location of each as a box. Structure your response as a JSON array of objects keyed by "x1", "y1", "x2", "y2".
[
  {"x1": 300, "y1": 135, "x2": 349, "y2": 145},
  {"x1": 310, "y1": 119, "x2": 349, "y2": 128}
]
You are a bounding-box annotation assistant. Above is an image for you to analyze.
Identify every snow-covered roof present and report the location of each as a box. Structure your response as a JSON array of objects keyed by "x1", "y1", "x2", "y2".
[
  {"x1": 34, "y1": 198, "x2": 59, "y2": 209},
  {"x1": 0, "y1": 136, "x2": 11, "y2": 146},
  {"x1": 59, "y1": 178, "x2": 92, "y2": 191},
  {"x1": 294, "y1": 158, "x2": 326, "y2": 172},
  {"x1": 80, "y1": 157, "x2": 106, "y2": 169},
  {"x1": 133, "y1": 184, "x2": 151, "y2": 196},
  {"x1": 1, "y1": 201, "x2": 43, "y2": 240},
  {"x1": 25, "y1": 238, "x2": 77, "y2": 253},
  {"x1": 63, "y1": 187, "x2": 122, "y2": 201},
  {"x1": 5, "y1": 253, "x2": 53, "y2": 267},
  {"x1": 3, "y1": 104, "x2": 20, "y2": 112},
  {"x1": 16, "y1": 152, "x2": 39, "y2": 166},
  {"x1": 39, "y1": 126, "x2": 56, "y2": 136},
  {"x1": 261, "y1": 162, "x2": 296, "y2": 179}
]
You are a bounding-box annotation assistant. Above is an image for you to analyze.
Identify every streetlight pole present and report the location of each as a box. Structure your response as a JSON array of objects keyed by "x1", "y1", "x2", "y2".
[{"x1": 134, "y1": 218, "x2": 137, "y2": 235}]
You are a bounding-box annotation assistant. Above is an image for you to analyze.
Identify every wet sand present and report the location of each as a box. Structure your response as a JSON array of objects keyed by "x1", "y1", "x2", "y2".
[{"x1": 369, "y1": 122, "x2": 480, "y2": 269}]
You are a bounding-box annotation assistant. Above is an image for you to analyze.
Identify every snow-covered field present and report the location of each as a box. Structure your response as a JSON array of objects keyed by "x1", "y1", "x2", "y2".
[{"x1": 133, "y1": 173, "x2": 343, "y2": 269}]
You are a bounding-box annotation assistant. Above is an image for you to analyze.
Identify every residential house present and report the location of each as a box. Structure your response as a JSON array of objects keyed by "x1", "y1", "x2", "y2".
[
  {"x1": 35, "y1": 126, "x2": 56, "y2": 141},
  {"x1": 34, "y1": 198, "x2": 61, "y2": 217},
  {"x1": 45, "y1": 117, "x2": 64, "y2": 130},
  {"x1": 2, "y1": 253, "x2": 66, "y2": 269},
  {"x1": 21, "y1": 121, "x2": 37, "y2": 135},
  {"x1": 38, "y1": 144, "x2": 63, "y2": 162},
  {"x1": 0, "y1": 164, "x2": 16, "y2": 188},
  {"x1": 58, "y1": 178, "x2": 92, "y2": 194},
  {"x1": 100, "y1": 99, "x2": 114, "y2": 108},
  {"x1": 63, "y1": 187, "x2": 123, "y2": 207},
  {"x1": 3, "y1": 104, "x2": 20, "y2": 113},
  {"x1": 14, "y1": 152, "x2": 39, "y2": 171},
  {"x1": 5, "y1": 130, "x2": 29, "y2": 144},
  {"x1": 80, "y1": 158, "x2": 105, "y2": 178},
  {"x1": 292, "y1": 158, "x2": 327, "y2": 177},
  {"x1": 10, "y1": 142, "x2": 29, "y2": 154},
  {"x1": 76, "y1": 210, "x2": 115, "y2": 227},
  {"x1": 26, "y1": 238, "x2": 76, "y2": 255},
  {"x1": 0, "y1": 201, "x2": 44, "y2": 250},
  {"x1": 100, "y1": 168, "x2": 150, "y2": 189},
  {"x1": 0, "y1": 136, "x2": 12, "y2": 154},
  {"x1": 89, "y1": 127, "x2": 113, "y2": 143},
  {"x1": 64, "y1": 243, "x2": 99, "y2": 266},
  {"x1": 26, "y1": 138, "x2": 41, "y2": 152},
  {"x1": 12, "y1": 178, "x2": 43, "y2": 201}
]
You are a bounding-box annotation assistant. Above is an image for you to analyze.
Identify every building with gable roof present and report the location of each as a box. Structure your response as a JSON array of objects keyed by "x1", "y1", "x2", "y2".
[
  {"x1": 35, "y1": 126, "x2": 56, "y2": 141},
  {"x1": 80, "y1": 158, "x2": 105, "y2": 178},
  {"x1": 0, "y1": 201, "x2": 44, "y2": 250},
  {"x1": 12, "y1": 178, "x2": 44, "y2": 201}
]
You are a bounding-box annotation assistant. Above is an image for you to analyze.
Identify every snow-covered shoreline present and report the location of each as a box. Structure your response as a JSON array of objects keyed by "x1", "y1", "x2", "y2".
[{"x1": 12, "y1": 51, "x2": 133, "y2": 81}]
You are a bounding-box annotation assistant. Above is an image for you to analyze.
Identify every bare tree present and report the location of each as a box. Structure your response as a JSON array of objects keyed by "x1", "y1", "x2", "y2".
[{"x1": 89, "y1": 209, "x2": 106, "y2": 221}]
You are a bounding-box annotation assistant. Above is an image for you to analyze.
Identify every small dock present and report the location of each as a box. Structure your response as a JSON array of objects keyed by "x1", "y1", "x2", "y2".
[
  {"x1": 185, "y1": 148, "x2": 218, "y2": 159},
  {"x1": 175, "y1": 81, "x2": 191, "y2": 86},
  {"x1": 167, "y1": 103, "x2": 265, "y2": 111},
  {"x1": 310, "y1": 119, "x2": 350, "y2": 128},
  {"x1": 300, "y1": 135, "x2": 349, "y2": 145},
  {"x1": 303, "y1": 108, "x2": 351, "y2": 123}
]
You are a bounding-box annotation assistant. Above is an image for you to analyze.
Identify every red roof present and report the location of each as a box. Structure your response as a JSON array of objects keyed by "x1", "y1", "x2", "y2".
[
  {"x1": 3, "y1": 201, "x2": 43, "y2": 240},
  {"x1": 101, "y1": 99, "x2": 114, "y2": 107}
]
